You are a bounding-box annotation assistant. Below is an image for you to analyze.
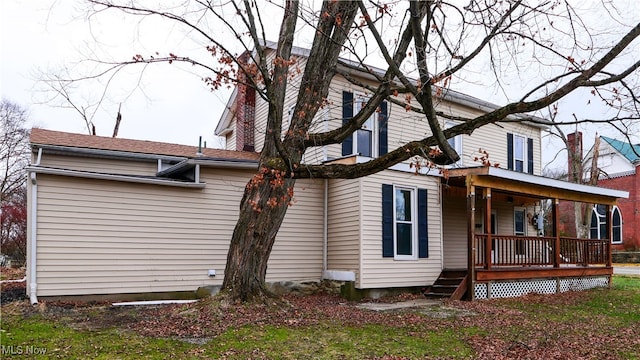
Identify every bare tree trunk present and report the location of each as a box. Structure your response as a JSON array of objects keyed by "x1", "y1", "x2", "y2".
[{"x1": 222, "y1": 173, "x2": 295, "y2": 302}]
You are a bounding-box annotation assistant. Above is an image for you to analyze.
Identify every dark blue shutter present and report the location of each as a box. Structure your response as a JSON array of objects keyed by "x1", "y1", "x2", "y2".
[
  {"x1": 418, "y1": 188, "x2": 428, "y2": 258},
  {"x1": 342, "y1": 91, "x2": 353, "y2": 156},
  {"x1": 382, "y1": 184, "x2": 394, "y2": 257},
  {"x1": 378, "y1": 101, "x2": 388, "y2": 156},
  {"x1": 507, "y1": 133, "x2": 514, "y2": 171},
  {"x1": 527, "y1": 138, "x2": 534, "y2": 174}
]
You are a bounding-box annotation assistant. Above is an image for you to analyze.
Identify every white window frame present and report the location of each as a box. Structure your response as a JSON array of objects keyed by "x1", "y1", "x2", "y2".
[
  {"x1": 445, "y1": 121, "x2": 463, "y2": 167},
  {"x1": 591, "y1": 205, "x2": 623, "y2": 244},
  {"x1": 514, "y1": 207, "x2": 527, "y2": 256},
  {"x1": 393, "y1": 185, "x2": 418, "y2": 260},
  {"x1": 512, "y1": 134, "x2": 527, "y2": 173},
  {"x1": 352, "y1": 93, "x2": 378, "y2": 158},
  {"x1": 612, "y1": 206, "x2": 622, "y2": 244}
]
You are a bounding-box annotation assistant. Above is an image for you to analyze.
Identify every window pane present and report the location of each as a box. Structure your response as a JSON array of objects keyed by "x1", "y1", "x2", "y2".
[
  {"x1": 514, "y1": 136, "x2": 524, "y2": 159},
  {"x1": 396, "y1": 223, "x2": 412, "y2": 255},
  {"x1": 514, "y1": 210, "x2": 525, "y2": 235},
  {"x1": 515, "y1": 160, "x2": 524, "y2": 172},
  {"x1": 590, "y1": 210, "x2": 599, "y2": 239},
  {"x1": 612, "y1": 208, "x2": 622, "y2": 243},
  {"x1": 395, "y1": 189, "x2": 412, "y2": 221},
  {"x1": 357, "y1": 129, "x2": 372, "y2": 157},
  {"x1": 613, "y1": 226, "x2": 622, "y2": 242},
  {"x1": 613, "y1": 209, "x2": 621, "y2": 226}
]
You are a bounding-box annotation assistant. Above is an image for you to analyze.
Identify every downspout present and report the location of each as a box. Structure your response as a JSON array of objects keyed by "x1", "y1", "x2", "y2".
[
  {"x1": 322, "y1": 179, "x2": 328, "y2": 276},
  {"x1": 29, "y1": 148, "x2": 42, "y2": 304}
]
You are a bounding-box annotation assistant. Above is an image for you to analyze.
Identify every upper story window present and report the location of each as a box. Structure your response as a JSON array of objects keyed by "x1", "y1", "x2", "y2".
[
  {"x1": 342, "y1": 91, "x2": 388, "y2": 158},
  {"x1": 507, "y1": 133, "x2": 534, "y2": 174},
  {"x1": 445, "y1": 121, "x2": 463, "y2": 167},
  {"x1": 354, "y1": 95, "x2": 376, "y2": 157},
  {"x1": 590, "y1": 205, "x2": 622, "y2": 244}
]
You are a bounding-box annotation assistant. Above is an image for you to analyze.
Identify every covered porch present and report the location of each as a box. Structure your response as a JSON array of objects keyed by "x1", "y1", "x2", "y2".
[{"x1": 442, "y1": 166, "x2": 628, "y2": 300}]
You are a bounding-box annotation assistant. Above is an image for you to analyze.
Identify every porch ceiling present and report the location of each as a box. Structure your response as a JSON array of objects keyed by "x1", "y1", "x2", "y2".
[{"x1": 446, "y1": 166, "x2": 629, "y2": 205}]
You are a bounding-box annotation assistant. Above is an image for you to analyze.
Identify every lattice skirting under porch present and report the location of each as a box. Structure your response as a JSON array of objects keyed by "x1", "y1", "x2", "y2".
[{"x1": 473, "y1": 276, "x2": 610, "y2": 300}]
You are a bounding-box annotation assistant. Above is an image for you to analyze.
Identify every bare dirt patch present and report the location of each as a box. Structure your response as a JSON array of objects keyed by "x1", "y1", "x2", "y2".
[{"x1": 0, "y1": 267, "x2": 26, "y2": 304}]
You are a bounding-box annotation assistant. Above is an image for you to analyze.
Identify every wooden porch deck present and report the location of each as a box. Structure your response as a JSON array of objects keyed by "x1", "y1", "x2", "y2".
[
  {"x1": 472, "y1": 234, "x2": 612, "y2": 281},
  {"x1": 475, "y1": 265, "x2": 613, "y2": 281}
]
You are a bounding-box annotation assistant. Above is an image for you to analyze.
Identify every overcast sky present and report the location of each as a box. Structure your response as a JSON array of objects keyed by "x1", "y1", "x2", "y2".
[
  {"x1": 1, "y1": 1, "x2": 638, "y2": 171},
  {"x1": 1, "y1": 0, "x2": 233, "y2": 149}
]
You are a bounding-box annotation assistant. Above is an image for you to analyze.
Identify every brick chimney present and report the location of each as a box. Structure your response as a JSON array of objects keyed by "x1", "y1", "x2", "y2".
[
  {"x1": 235, "y1": 53, "x2": 255, "y2": 152},
  {"x1": 567, "y1": 132, "x2": 583, "y2": 182}
]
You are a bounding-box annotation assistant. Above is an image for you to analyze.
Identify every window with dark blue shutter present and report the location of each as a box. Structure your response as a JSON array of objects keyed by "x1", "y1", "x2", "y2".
[
  {"x1": 382, "y1": 184, "x2": 427, "y2": 259},
  {"x1": 418, "y1": 188, "x2": 428, "y2": 258},
  {"x1": 342, "y1": 91, "x2": 353, "y2": 156},
  {"x1": 527, "y1": 138, "x2": 534, "y2": 174},
  {"x1": 381, "y1": 184, "x2": 394, "y2": 257},
  {"x1": 507, "y1": 133, "x2": 532, "y2": 173},
  {"x1": 507, "y1": 133, "x2": 514, "y2": 171},
  {"x1": 378, "y1": 101, "x2": 388, "y2": 156}
]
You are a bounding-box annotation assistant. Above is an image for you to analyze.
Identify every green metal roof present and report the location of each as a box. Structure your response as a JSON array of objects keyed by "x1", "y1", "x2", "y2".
[{"x1": 601, "y1": 136, "x2": 640, "y2": 163}]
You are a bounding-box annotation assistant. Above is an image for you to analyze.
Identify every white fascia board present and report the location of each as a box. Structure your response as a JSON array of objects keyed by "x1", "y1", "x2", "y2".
[
  {"x1": 215, "y1": 87, "x2": 238, "y2": 136},
  {"x1": 32, "y1": 144, "x2": 185, "y2": 162},
  {"x1": 485, "y1": 166, "x2": 629, "y2": 199},
  {"x1": 355, "y1": 156, "x2": 443, "y2": 176},
  {"x1": 189, "y1": 158, "x2": 259, "y2": 170},
  {"x1": 158, "y1": 158, "x2": 258, "y2": 177},
  {"x1": 26, "y1": 166, "x2": 205, "y2": 188}
]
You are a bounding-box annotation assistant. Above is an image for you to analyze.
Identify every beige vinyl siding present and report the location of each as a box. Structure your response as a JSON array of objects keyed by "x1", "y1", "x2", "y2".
[
  {"x1": 253, "y1": 53, "x2": 311, "y2": 154},
  {"x1": 318, "y1": 73, "x2": 543, "y2": 174},
  {"x1": 460, "y1": 121, "x2": 542, "y2": 175},
  {"x1": 35, "y1": 174, "x2": 223, "y2": 296},
  {"x1": 39, "y1": 153, "x2": 158, "y2": 176},
  {"x1": 265, "y1": 178, "x2": 324, "y2": 282},
  {"x1": 442, "y1": 190, "x2": 467, "y2": 269},
  {"x1": 33, "y1": 168, "x2": 324, "y2": 297},
  {"x1": 327, "y1": 179, "x2": 360, "y2": 276},
  {"x1": 225, "y1": 117, "x2": 237, "y2": 151},
  {"x1": 359, "y1": 170, "x2": 442, "y2": 289}
]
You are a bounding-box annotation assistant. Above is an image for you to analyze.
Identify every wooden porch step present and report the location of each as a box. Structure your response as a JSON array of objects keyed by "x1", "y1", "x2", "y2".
[{"x1": 423, "y1": 269, "x2": 469, "y2": 300}]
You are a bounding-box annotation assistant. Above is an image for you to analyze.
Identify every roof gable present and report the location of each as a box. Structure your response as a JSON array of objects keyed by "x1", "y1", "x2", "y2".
[
  {"x1": 601, "y1": 136, "x2": 640, "y2": 163},
  {"x1": 215, "y1": 40, "x2": 550, "y2": 136},
  {"x1": 30, "y1": 128, "x2": 260, "y2": 161}
]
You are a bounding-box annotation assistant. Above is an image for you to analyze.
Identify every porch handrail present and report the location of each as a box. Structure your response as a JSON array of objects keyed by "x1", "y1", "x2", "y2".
[{"x1": 474, "y1": 234, "x2": 609, "y2": 268}]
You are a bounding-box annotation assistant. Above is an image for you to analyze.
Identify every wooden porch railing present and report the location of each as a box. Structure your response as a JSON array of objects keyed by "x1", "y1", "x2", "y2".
[{"x1": 474, "y1": 234, "x2": 610, "y2": 268}]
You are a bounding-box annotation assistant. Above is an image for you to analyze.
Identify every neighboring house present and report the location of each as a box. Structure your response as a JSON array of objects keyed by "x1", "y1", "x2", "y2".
[
  {"x1": 583, "y1": 135, "x2": 640, "y2": 250},
  {"x1": 26, "y1": 43, "x2": 628, "y2": 303}
]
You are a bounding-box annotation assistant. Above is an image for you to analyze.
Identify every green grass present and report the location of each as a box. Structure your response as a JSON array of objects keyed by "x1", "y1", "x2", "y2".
[
  {"x1": 1, "y1": 316, "x2": 198, "y2": 359},
  {"x1": 2, "y1": 276, "x2": 638, "y2": 359},
  {"x1": 1, "y1": 317, "x2": 473, "y2": 359},
  {"x1": 209, "y1": 324, "x2": 473, "y2": 359}
]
